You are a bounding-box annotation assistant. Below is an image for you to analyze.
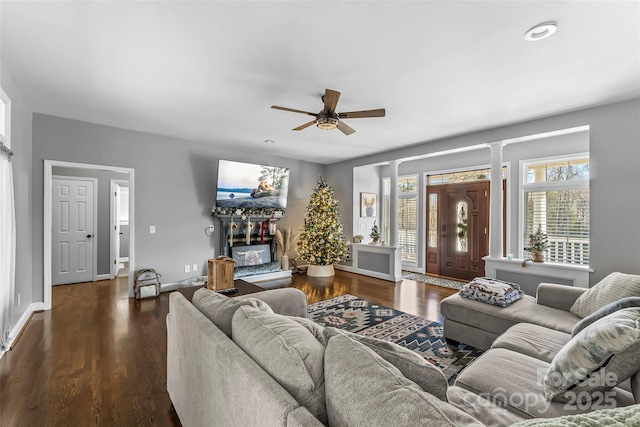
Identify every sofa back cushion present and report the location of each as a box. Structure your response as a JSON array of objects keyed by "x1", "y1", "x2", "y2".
[
  {"x1": 323, "y1": 327, "x2": 449, "y2": 401},
  {"x1": 324, "y1": 332, "x2": 483, "y2": 426},
  {"x1": 232, "y1": 306, "x2": 327, "y2": 424},
  {"x1": 544, "y1": 307, "x2": 640, "y2": 402},
  {"x1": 570, "y1": 272, "x2": 640, "y2": 318},
  {"x1": 192, "y1": 288, "x2": 272, "y2": 337}
]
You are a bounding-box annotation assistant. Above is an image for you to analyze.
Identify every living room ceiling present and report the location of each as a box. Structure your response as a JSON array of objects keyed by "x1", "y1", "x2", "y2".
[{"x1": 1, "y1": 1, "x2": 639, "y2": 164}]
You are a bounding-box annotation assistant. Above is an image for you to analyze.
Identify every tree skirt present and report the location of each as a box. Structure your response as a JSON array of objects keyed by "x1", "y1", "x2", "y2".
[{"x1": 307, "y1": 294, "x2": 482, "y2": 384}]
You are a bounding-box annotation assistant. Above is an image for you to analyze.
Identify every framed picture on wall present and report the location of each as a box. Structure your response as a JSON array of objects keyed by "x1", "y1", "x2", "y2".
[{"x1": 360, "y1": 192, "x2": 377, "y2": 217}]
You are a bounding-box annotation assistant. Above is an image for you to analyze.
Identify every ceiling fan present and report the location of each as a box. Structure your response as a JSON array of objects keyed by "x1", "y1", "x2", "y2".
[{"x1": 271, "y1": 89, "x2": 385, "y2": 136}]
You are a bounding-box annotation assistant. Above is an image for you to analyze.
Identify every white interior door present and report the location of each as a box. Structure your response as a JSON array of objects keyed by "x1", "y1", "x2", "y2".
[{"x1": 52, "y1": 177, "x2": 96, "y2": 285}]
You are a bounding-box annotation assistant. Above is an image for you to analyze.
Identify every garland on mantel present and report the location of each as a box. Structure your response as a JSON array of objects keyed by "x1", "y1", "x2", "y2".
[{"x1": 213, "y1": 206, "x2": 285, "y2": 217}]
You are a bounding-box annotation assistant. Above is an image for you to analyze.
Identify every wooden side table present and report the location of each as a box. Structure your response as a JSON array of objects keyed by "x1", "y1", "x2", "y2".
[{"x1": 207, "y1": 258, "x2": 235, "y2": 291}]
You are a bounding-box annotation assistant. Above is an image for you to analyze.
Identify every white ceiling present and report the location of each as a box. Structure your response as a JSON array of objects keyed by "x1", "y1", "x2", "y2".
[{"x1": 2, "y1": 1, "x2": 639, "y2": 164}]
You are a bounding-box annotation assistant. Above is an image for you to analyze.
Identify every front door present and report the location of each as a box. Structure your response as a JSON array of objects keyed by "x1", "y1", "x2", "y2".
[
  {"x1": 427, "y1": 182, "x2": 490, "y2": 281},
  {"x1": 52, "y1": 177, "x2": 96, "y2": 285}
]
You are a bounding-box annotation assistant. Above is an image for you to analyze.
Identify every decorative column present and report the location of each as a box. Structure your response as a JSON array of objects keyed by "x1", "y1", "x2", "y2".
[
  {"x1": 389, "y1": 160, "x2": 401, "y2": 247},
  {"x1": 488, "y1": 142, "x2": 505, "y2": 258}
]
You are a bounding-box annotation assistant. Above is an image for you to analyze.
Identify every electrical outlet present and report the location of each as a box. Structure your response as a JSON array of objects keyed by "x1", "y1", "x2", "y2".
[
  {"x1": 149, "y1": 225, "x2": 156, "y2": 234},
  {"x1": 184, "y1": 265, "x2": 191, "y2": 273},
  {"x1": 192, "y1": 264, "x2": 198, "y2": 273},
  {"x1": 17, "y1": 293, "x2": 21, "y2": 306}
]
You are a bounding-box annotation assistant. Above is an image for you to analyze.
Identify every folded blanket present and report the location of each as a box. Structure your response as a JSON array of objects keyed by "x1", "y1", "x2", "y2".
[
  {"x1": 468, "y1": 277, "x2": 517, "y2": 297},
  {"x1": 459, "y1": 286, "x2": 524, "y2": 308}
]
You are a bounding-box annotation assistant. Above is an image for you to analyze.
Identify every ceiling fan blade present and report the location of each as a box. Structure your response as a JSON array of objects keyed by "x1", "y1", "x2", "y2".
[
  {"x1": 338, "y1": 108, "x2": 386, "y2": 119},
  {"x1": 271, "y1": 105, "x2": 317, "y2": 117},
  {"x1": 323, "y1": 89, "x2": 341, "y2": 113},
  {"x1": 293, "y1": 120, "x2": 316, "y2": 131},
  {"x1": 337, "y1": 120, "x2": 356, "y2": 136}
]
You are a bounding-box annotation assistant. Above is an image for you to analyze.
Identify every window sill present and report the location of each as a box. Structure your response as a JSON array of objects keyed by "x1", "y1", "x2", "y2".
[{"x1": 483, "y1": 256, "x2": 593, "y2": 288}]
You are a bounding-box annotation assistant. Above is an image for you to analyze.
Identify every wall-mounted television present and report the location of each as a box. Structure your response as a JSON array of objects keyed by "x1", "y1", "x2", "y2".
[{"x1": 215, "y1": 159, "x2": 290, "y2": 209}]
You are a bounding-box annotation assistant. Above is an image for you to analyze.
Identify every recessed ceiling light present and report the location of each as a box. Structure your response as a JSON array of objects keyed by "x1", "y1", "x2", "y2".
[
  {"x1": 264, "y1": 139, "x2": 275, "y2": 144},
  {"x1": 524, "y1": 22, "x2": 557, "y2": 41}
]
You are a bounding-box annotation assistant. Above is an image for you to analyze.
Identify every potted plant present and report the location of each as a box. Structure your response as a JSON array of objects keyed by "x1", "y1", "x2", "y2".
[
  {"x1": 370, "y1": 221, "x2": 381, "y2": 244},
  {"x1": 525, "y1": 225, "x2": 549, "y2": 262},
  {"x1": 353, "y1": 234, "x2": 364, "y2": 244}
]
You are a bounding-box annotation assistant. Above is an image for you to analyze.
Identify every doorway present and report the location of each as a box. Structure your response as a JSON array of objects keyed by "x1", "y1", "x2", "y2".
[
  {"x1": 426, "y1": 182, "x2": 489, "y2": 281},
  {"x1": 110, "y1": 180, "x2": 130, "y2": 279},
  {"x1": 426, "y1": 179, "x2": 506, "y2": 282},
  {"x1": 44, "y1": 160, "x2": 135, "y2": 310}
]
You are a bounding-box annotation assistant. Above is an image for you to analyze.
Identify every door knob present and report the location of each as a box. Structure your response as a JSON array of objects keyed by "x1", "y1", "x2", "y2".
[{"x1": 87, "y1": 234, "x2": 93, "y2": 238}]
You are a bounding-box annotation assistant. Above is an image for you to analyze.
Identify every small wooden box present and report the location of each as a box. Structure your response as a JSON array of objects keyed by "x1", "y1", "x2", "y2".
[{"x1": 207, "y1": 258, "x2": 235, "y2": 291}]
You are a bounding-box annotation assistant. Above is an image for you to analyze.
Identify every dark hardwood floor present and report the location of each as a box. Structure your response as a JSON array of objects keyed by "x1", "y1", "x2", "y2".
[{"x1": 0, "y1": 270, "x2": 456, "y2": 426}]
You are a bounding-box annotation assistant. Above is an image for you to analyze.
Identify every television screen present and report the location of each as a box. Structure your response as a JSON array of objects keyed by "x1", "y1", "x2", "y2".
[{"x1": 215, "y1": 159, "x2": 290, "y2": 209}]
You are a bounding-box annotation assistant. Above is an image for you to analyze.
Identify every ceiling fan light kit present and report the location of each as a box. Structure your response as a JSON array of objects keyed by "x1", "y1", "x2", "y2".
[
  {"x1": 271, "y1": 88, "x2": 385, "y2": 135},
  {"x1": 316, "y1": 116, "x2": 339, "y2": 131}
]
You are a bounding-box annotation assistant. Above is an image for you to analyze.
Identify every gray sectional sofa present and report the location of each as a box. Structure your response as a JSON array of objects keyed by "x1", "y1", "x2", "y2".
[{"x1": 167, "y1": 276, "x2": 640, "y2": 427}]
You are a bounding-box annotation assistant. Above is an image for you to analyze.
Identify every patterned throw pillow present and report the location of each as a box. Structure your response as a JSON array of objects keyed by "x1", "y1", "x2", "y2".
[
  {"x1": 544, "y1": 307, "x2": 640, "y2": 402},
  {"x1": 572, "y1": 297, "x2": 640, "y2": 337},
  {"x1": 570, "y1": 272, "x2": 640, "y2": 318}
]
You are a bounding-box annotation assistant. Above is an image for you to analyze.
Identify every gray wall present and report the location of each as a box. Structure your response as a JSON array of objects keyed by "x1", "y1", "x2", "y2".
[
  {"x1": 327, "y1": 99, "x2": 640, "y2": 285},
  {"x1": 1, "y1": 62, "x2": 34, "y2": 327},
  {"x1": 52, "y1": 167, "x2": 129, "y2": 275},
  {"x1": 31, "y1": 114, "x2": 324, "y2": 300}
]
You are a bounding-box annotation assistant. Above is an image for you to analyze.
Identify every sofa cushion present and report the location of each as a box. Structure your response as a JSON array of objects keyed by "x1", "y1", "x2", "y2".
[
  {"x1": 570, "y1": 272, "x2": 640, "y2": 318},
  {"x1": 441, "y1": 293, "x2": 579, "y2": 337},
  {"x1": 491, "y1": 323, "x2": 571, "y2": 363},
  {"x1": 544, "y1": 307, "x2": 640, "y2": 402},
  {"x1": 324, "y1": 332, "x2": 483, "y2": 426},
  {"x1": 453, "y1": 348, "x2": 635, "y2": 420},
  {"x1": 192, "y1": 288, "x2": 272, "y2": 337},
  {"x1": 572, "y1": 297, "x2": 640, "y2": 337},
  {"x1": 232, "y1": 306, "x2": 327, "y2": 424},
  {"x1": 323, "y1": 327, "x2": 449, "y2": 402}
]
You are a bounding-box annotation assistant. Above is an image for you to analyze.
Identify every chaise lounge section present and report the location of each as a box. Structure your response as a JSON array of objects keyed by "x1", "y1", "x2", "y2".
[{"x1": 441, "y1": 282, "x2": 585, "y2": 350}]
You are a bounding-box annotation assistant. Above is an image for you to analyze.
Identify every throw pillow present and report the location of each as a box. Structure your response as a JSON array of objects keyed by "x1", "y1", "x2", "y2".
[
  {"x1": 324, "y1": 333, "x2": 484, "y2": 427},
  {"x1": 572, "y1": 297, "x2": 640, "y2": 337},
  {"x1": 544, "y1": 307, "x2": 640, "y2": 402},
  {"x1": 192, "y1": 288, "x2": 272, "y2": 337},
  {"x1": 232, "y1": 306, "x2": 327, "y2": 424},
  {"x1": 290, "y1": 316, "x2": 327, "y2": 346},
  {"x1": 322, "y1": 327, "x2": 449, "y2": 401},
  {"x1": 509, "y1": 404, "x2": 640, "y2": 427},
  {"x1": 570, "y1": 272, "x2": 640, "y2": 318}
]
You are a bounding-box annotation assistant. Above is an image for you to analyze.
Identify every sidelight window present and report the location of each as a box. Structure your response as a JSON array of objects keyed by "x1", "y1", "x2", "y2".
[{"x1": 382, "y1": 175, "x2": 418, "y2": 263}]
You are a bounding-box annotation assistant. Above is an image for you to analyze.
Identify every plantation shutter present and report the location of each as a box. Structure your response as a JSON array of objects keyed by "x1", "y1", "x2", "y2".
[{"x1": 524, "y1": 189, "x2": 589, "y2": 264}]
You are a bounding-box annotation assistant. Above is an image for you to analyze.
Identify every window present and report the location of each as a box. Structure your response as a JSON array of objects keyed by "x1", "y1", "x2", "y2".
[
  {"x1": 1, "y1": 87, "x2": 13, "y2": 351},
  {"x1": 382, "y1": 175, "x2": 418, "y2": 263},
  {"x1": 522, "y1": 155, "x2": 589, "y2": 265}
]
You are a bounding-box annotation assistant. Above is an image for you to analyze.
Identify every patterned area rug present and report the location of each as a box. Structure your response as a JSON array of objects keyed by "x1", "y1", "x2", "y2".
[
  {"x1": 402, "y1": 271, "x2": 468, "y2": 290},
  {"x1": 308, "y1": 294, "x2": 482, "y2": 384}
]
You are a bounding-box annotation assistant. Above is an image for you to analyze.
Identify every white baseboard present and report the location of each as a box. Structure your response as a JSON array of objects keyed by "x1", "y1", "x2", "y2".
[
  {"x1": 96, "y1": 274, "x2": 111, "y2": 281},
  {"x1": 0, "y1": 302, "x2": 44, "y2": 360},
  {"x1": 161, "y1": 282, "x2": 183, "y2": 292}
]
